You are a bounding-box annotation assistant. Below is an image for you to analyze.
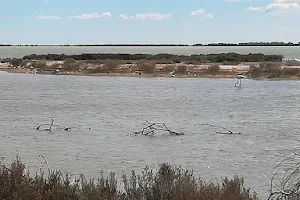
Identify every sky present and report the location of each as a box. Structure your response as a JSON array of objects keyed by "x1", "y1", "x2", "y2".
[{"x1": 0, "y1": 0, "x2": 300, "y2": 44}]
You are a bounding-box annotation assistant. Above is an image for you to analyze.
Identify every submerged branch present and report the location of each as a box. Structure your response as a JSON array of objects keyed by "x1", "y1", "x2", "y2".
[
  {"x1": 201, "y1": 123, "x2": 242, "y2": 135},
  {"x1": 133, "y1": 121, "x2": 185, "y2": 136},
  {"x1": 37, "y1": 118, "x2": 72, "y2": 131}
]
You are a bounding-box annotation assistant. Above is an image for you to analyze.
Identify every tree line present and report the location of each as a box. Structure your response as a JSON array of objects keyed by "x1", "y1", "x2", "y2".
[
  {"x1": 22, "y1": 53, "x2": 283, "y2": 63},
  {"x1": 1, "y1": 42, "x2": 300, "y2": 46}
]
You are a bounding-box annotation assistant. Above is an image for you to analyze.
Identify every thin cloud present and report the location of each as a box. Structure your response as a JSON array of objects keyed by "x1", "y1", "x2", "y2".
[
  {"x1": 190, "y1": 9, "x2": 214, "y2": 19},
  {"x1": 68, "y1": 11, "x2": 112, "y2": 19},
  {"x1": 203, "y1": 13, "x2": 214, "y2": 19},
  {"x1": 245, "y1": 7, "x2": 261, "y2": 12},
  {"x1": 36, "y1": 15, "x2": 61, "y2": 20},
  {"x1": 119, "y1": 13, "x2": 172, "y2": 20},
  {"x1": 226, "y1": 0, "x2": 241, "y2": 2},
  {"x1": 190, "y1": 9, "x2": 205, "y2": 16},
  {"x1": 266, "y1": 0, "x2": 300, "y2": 12},
  {"x1": 246, "y1": 0, "x2": 300, "y2": 13}
]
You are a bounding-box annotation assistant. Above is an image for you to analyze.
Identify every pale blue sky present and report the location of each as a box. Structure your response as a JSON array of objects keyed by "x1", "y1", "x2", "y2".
[{"x1": 0, "y1": 0, "x2": 299, "y2": 44}]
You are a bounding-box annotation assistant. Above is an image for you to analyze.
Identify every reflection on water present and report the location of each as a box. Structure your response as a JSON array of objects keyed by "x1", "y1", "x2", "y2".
[{"x1": 0, "y1": 71, "x2": 300, "y2": 198}]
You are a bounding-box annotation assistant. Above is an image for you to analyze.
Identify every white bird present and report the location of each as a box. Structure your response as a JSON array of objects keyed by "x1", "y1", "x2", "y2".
[
  {"x1": 237, "y1": 74, "x2": 245, "y2": 79},
  {"x1": 235, "y1": 73, "x2": 245, "y2": 87},
  {"x1": 170, "y1": 71, "x2": 175, "y2": 77}
]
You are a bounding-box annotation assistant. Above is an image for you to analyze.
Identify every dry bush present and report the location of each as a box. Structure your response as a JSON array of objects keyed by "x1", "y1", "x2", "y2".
[
  {"x1": 137, "y1": 60, "x2": 156, "y2": 73},
  {"x1": 207, "y1": 65, "x2": 220, "y2": 75},
  {"x1": 0, "y1": 158, "x2": 257, "y2": 200},
  {"x1": 90, "y1": 66, "x2": 103, "y2": 74},
  {"x1": 1, "y1": 58, "x2": 12, "y2": 63},
  {"x1": 50, "y1": 63, "x2": 62, "y2": 69},
  {"x1": 281, "y1": 67, "x2": 300, "y2": 76},
  {"x1": 161, "y1": 65, "x2": 175, "y2": 73},
  {"x1": 102, "y1": 60, "x2": 124, "y2": 73},
  {"x1": 20, "y1": 61, "x2": 29, "y2": 68},
  {"x1": 223, "y1": 61, "x2": 241, "y2": 65},
  {"x1": 125, "y1": 60, "x2": 134, "y2": 64},
  {"x1": 247, "y1": 65, "x2": 262, "y2": 78},
  {"x1": 285, "y1": 60, "x2": 300, "y2": 66},
  {"x1": 63, "y1": 59, "x2": 81, "y2": 72},
  {"x1": 89, "y1": 60, "x2": 123, "y2": 73},
  {"x1": 31, "y1": 61, "x2": 47, "y2": 69},
  {"x1": 185, "y1": 60, "x2": 199, "y2": 65},
  {"x1": 260, "y1": 62, "x2": 282, "y2": 78},
  {"x1": 175, "y1": 66, "x2": 187, "y2": 74},
  {"x1": 10, "y1": 58, "x2": 23, "y2": 67},
  {"x1": 155, "y1": 59, "x2": 175, "y2": 64},
  {"x1": 86, "y1": 60, "x2": 103, "y2": 65}
]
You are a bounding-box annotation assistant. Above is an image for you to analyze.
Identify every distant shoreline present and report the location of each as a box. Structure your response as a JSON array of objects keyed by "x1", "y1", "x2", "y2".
[
  {"x1": 1, "y1": 52, "x2": 299, "y2": 80},
  {"x1": 0, "y1": 42, "x2": 300, "y2": 47},
  {"x1": 1, "y1": 67, "x2": 300, "y2": 81}
]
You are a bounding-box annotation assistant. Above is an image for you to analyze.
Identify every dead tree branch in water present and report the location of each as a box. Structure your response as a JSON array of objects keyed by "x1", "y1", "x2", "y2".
[
  {"x1": 37, "y1": 118, "x2": 55, "y2": 131},
  {"x1": 37, "y1": 118, "x2": 72, "y2": 131},
  {"x1": 201, "y1": 123, "x2": 241, "y2": 135},
  {"x1": 132, "y1": 121, "x2": 185, "y2": 136}
]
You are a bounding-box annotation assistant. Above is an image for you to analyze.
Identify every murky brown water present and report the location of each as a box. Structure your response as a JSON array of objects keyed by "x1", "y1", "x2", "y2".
[{"x1": 0, "y1": 71, "x2": 300, "y2": 198}]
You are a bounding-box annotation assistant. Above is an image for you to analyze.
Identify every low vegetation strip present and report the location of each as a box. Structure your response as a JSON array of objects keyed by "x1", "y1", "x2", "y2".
[
  {"x1": 0, "y1": 158, "x2": 257, "y2": 200},
  {"x1": 1, "y1": 53, "x2": 299, "y2": 79},
  {"x1": 21, "y1": 53, "x2": 284, "y2": 63}
]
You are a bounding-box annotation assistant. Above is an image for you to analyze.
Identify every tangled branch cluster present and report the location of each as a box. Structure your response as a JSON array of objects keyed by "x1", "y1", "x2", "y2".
[{"x1": 132, "y1": 121, "x2": 185, "y2": 136}]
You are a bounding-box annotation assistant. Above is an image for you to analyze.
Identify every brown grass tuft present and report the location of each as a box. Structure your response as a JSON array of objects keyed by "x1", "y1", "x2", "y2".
[
  {"x1": 207, "y1": 65, "x2": 220, "y2": 75},
  {"x1": 137, "y1": 60, "x2": 156, "y2": 73}
]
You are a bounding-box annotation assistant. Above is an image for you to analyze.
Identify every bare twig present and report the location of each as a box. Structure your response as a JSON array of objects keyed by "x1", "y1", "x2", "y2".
[
  {"x1": 39, "y1": 154, "x2": 51, "y2": 176},
  {"x1": 37, "y1": 118, "x2": 55, "y2": 131},
  {"x1": 0, "y1": 164, "x2": 11, "y2": 171},
  {"x1": 201, "y1": 123, "x2": 241, "y2": 135},
  {"x1": 133, "y1": 121, "x2": 185, "y2": 136},
  {"x1": 266, "y1": 149, "x2": 300, "y2": 200},
  {"x1": 37, "y1": 118, "x2": 72, "y2": 131}
]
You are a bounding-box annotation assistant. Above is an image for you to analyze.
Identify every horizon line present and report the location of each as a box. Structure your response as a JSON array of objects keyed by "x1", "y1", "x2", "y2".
[{"x1": 0, "y1": 42, "x2": 300, "y2": 47}]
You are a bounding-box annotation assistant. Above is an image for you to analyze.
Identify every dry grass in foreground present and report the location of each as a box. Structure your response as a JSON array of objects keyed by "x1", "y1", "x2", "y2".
[{"x1": 0, "y1": 158, "x2": 258, "y2": 200}]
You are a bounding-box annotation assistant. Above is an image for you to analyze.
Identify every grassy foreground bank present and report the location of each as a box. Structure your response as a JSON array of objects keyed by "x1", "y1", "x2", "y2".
[{"x1": 0, "y1": 158, "x2": 257, "y2": 200}]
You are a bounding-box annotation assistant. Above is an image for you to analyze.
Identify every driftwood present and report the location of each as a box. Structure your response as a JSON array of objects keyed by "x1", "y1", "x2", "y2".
[
  {"x1": 201, "y1": 123, "x2": 241, "y2": 135},
  {"x1": 37, "y1": 118, "x2": 72, "y2": 131},
  {"x1": 132, "y1": 121, "x2": 184, "y2": 136}
]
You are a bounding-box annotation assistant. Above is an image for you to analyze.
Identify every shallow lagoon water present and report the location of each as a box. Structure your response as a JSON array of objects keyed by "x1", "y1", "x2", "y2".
[
  {"x1": 1, "y1": 46, "x2": 300, "y2": 59},
  {"x1": 0, "y1": 71, "x2": 300, "y2": 198}
]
